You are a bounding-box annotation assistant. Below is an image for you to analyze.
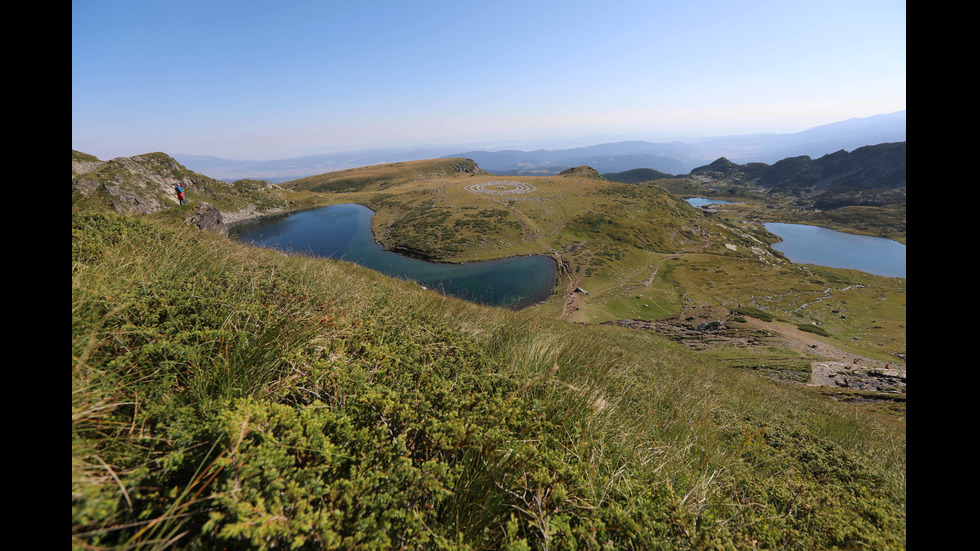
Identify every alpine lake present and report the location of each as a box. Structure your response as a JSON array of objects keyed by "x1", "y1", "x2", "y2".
[
  {"x1": 684, "y1": 198, "x2": 906, "y2": 278},
  {"x1": 231, "y1": 203, "x2": 558, "y2": 310}
]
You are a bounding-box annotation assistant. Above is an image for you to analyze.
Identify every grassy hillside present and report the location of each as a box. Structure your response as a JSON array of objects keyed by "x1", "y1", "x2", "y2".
[
  {"x1": 282, "y1": 161, "x2": 755, "y2": 265},
  {"x1": 72, "y1": 197, "x2": 905, "y2": 549},
  {"x1": 286, "y1": 158, "x2": 486, "y2": 194},
  {"x1": 277, "y1": 161, "x2": 905, "y2": 366}
]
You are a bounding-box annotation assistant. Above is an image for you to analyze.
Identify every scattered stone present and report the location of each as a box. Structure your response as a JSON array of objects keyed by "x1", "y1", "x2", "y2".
[{"x1": 810, "y1": 361, "x2": 906, "y2": 393}]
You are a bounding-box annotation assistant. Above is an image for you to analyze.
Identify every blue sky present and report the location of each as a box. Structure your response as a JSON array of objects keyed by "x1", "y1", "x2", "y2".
[{"x1": 72, "y1": 0, "x2": 906, "y2": 160}]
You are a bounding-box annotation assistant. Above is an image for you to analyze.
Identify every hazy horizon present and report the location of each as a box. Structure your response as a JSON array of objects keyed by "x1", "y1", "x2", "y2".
[{"x1": 73, "y1": 0, "x2": 906, "y2": 162}]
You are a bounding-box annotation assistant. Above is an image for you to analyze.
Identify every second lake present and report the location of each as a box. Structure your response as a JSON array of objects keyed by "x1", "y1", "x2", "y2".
[{"x1": 765, "y1": 222, "x2": 906, "y2": 278}]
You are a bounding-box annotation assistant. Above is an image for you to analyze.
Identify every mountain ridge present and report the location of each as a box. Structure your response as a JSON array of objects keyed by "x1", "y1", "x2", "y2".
[
  {"x1": 171, "y1": 111, "x2": 906, "y2": 180},
  {"x1": 688, "y1": 142, "x2": 906, "y2": 208}
]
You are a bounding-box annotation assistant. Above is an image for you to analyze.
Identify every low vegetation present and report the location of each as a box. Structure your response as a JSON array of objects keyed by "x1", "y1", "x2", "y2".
[{"x1": 73, "y1": 198, "x2": 905, "y2": 549}]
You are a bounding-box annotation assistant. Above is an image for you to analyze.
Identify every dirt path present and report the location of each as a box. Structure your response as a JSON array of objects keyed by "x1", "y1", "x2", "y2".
[
  {"x1": 558, "y1": 272, "x2": 582, "y2": 319},
  {"x1": 559, "y1": 290, "x2": 581, "y2": 319},
  {"x1": 644, "y1": 255, "x2": 679, "y2": 286}
]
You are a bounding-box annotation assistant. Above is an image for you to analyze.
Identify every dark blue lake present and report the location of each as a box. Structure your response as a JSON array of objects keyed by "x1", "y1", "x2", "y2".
[
  {"x1": 231, "y1": 203, "x2": 558, "y2": 309},
  {"x1": 764, "y1": 223, "x2": 906, "y2": 278}
]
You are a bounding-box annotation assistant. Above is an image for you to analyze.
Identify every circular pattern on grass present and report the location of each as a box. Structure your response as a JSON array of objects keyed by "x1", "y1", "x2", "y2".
[{"x1": 465, "y1": 181, "x2": 536, "y2": 195}]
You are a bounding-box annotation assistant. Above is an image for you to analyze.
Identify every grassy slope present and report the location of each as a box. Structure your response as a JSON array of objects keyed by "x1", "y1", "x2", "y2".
[{"x1": 73, "y1": 196, "x2": 905, "y2": 549}]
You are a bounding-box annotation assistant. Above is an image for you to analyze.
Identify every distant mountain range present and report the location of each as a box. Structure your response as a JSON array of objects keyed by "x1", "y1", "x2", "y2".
[
  {"x1": 447, "y1": 111, "x2": 906, "y2": 176},
  {"x1": 174, "y1": 110, "x2": 905, "y2": 181}
]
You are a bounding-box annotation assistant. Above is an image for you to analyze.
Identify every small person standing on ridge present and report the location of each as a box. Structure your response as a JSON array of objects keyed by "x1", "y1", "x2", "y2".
[{"x1": 175, "y1": 185, "x2": 185, "y2": 205}]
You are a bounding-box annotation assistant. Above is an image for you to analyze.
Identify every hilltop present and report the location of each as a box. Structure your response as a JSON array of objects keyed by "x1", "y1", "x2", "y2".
[
  {"x1": 73, "y1": 149, "x2": 905, "y2": 548},
  {"x1": 556, "y1": 165, "x2": 605, "y2": 179},
  {"x1": 72, "y1": 149, "x2": 906, "y2": 358}
]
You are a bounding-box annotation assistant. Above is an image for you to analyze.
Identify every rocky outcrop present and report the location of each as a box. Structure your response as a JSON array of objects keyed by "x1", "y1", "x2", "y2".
[
  {"x1": 758, "y1": 148, "x2": 903, "y2": 195},
  {"x1": 72, "y1": 154, "x2": 104, "y2": 178},
  {"x1": 71, "y1": 150, "x2": 289, "y2": 226},
  {"x1": 185, "y1": 202, "x2": 227, "y2": 235},
  {"x1": 72, "y1": 151, "x2": 206, "y2": 214}
]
